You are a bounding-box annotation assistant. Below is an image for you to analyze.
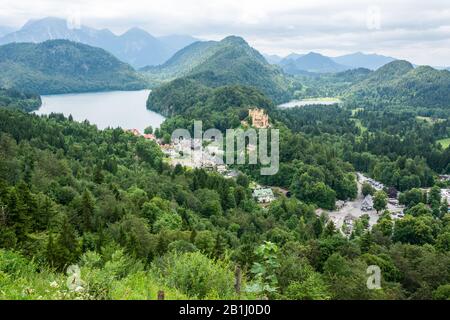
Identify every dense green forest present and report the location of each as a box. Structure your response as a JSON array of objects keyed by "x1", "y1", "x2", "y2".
[
  {"x1": 0, "y1": 40, "x2": 147, "y2": 96},
  {"x1": 345, "y1": 61, "x2": 450, "y2": 110},
  {"x1": 1, "y1": 108, "x2": 449, "y2": 300},
  {"x1": 0, "y1": 88, "x2": 41, "y2": 112},
  {"x1": 292, "y1": 68, "x2": 372, "y2": 98},
  {"x1": 149, "y1": 74, "x2": 449, "y2": 198},
  {"x1": 0, "y1": 29, "x2": 449, "y2": 301},
  {"x1": 147, "y1": 80, "x2": 273, "y2": 127}
]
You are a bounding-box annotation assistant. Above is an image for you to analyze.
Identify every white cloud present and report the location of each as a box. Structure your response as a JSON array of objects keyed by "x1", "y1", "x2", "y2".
[{"x1": 0, "y1": 0, "x2": 449, "y2": 65}]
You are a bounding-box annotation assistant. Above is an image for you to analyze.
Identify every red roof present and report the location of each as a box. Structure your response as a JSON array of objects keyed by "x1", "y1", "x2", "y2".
[{"x1": 143, "y1": 134, "x2": 156, "y2": 140}]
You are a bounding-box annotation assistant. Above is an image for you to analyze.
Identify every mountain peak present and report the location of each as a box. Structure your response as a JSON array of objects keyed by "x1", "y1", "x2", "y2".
[
  {"x1": 279, "y1": 51, "x2": 348, "y2": 74},
  {"x1": 122, "y1": 27, "x2": 152, "y2": 36},
  {"x1": 377, "y1": 60, "x2": 414, "y2": 74},
  {"x1": 221, "y1": 35, "x2": 248, "y2": 46},
  {"x1": 22, "y1": 17, "x2": 68, "y2": 30},
  {"x1": 304, "y1": 51, "x2": 324, "y2": 57}
]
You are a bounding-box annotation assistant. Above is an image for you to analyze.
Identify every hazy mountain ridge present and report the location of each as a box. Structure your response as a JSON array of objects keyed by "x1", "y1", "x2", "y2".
[
  {"x1": 0, "y1": 17, "x2": 199, "y2": 68},
  {"x1": 270, "y1": 51, "x2": 397, "y2": 73},
  {"x1": 279, "y1": 52, "x2": 349, "y2": 74},
  {"x1": 0, "y1": 26, "x2": 15, "y2": 37},
  {"x1": 332, "y1": 52, "x2": 396, "y2": 70}
]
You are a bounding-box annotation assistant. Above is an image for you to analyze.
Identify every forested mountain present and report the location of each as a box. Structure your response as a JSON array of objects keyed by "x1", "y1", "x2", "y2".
[
  {"x1": 0, "y1": 40, "x2": 147, "y2": 95},
  {"x1": 0, "y1": 17, "x2": 198, "y2": 68},
  {"x1": 279, "y1": 52, "x2": 349, "y2": 74},
  {"x1": 332, "y1": 52, "x2": 396, "y2": 70},
  {"x1": 0, "y1": 88, "x2": 41, "y2": 112},
  {"x1": 346, "y1": 60, "x2": 450, "y2": 110},
  {"x1": 145, "y1": 36, "x2": 296, "y2": 103}
]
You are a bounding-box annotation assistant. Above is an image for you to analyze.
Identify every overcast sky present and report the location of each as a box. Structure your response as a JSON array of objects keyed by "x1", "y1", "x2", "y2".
[{"x1": 1, "y1": 0, "x2": 450, "y2": 66}]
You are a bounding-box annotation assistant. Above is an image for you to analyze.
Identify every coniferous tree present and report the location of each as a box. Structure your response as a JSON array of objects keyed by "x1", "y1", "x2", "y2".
[
  {"x1": 7, "y1": 186, "x2": 30, "y2": 242},
  {"x1": 53, "y1": 215, "x2": 80, "y2": 270},
  {"x1": 46, "y1": 233, "x2": 58, "y2": 268},
  {"x1": 80, "y1": 190, "x2": 95, "y2": 232}
]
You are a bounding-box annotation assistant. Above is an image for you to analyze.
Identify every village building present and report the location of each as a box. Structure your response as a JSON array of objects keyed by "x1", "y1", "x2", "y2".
[
  {"x1": 388, "y1": 198, "x2": 399, "y2": 206},
  {"x1": 240, "y1": 120, "x2": 249, "y2": 128},
  {"x1": 216, "y1": 165, "x2": 228, "y2": 174},
  {"x1": 441, "y1": 189, "x2": 450, "y2": 212},
  {"x1": 252, "y1": 187, "x2": 275, "y2": 204},
  {"x1": 342, "y1": 214, "x2": 356, "y2": 236},
  {"x1": 361, "y1": 195, "x2": 374, "y2": 211},
  {"x1": 224, "y1": 169, "x2": 240, "y2": 179},
  {"x1": 248, "y1": 108, "x2": 270, "y2": 129},
  {"x1": 125, "y1": 128, "x2": 141, "y2": 136},
  {"x1": 143, "y1": 133, "x2": 156, "y2": 140}
]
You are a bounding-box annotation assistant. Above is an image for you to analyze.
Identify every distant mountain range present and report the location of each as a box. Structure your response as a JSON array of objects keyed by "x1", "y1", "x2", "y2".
[
  {"x1": 0, "y1": 26, "x2": 14, "y2": 37},
  {"x1": 279, "y1": 52, "x2": 349, "y2": 74},
  {"x1": 0, "y1": 40, "x2": 146, "y2": 95},
  {"x1": 263, "y1": 54, "x2": 283, "y2": 64},
  {"x1": 267, "y1": 51, "x2": 397, "y2": 74},
  {"x1": 0, "y1": 17, "x2": 199, "y2": 68},
  {"x1": 332, "y1": 52, "x2": 396, "y2": 70}
]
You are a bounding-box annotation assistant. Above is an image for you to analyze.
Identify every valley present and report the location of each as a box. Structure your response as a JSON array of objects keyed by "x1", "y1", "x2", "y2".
[{"x1": 0, "y1": 13, "x2": 449, "y2": 302}]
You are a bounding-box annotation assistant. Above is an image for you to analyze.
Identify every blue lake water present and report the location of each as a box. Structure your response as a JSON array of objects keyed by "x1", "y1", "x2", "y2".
[
  {"x1": 35, "y1": 90, "x2": 165, "y2": 133},
  {"x1": 277, "y1": 98, "x2": 341, "y2": 109}
]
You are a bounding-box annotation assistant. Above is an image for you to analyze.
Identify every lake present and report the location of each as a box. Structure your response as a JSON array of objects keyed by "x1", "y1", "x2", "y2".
[
  {"x1": 277, "y1": 98, "x2": 341, "y2": 109},
  {"x1": 35, "y1": 90, "x2": 165, "y2": 133}
]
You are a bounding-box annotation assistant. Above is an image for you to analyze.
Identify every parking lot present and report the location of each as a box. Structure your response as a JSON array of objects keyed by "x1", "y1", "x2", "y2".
[{"x1": 317, "y1": 173, "x2": 405, "y2": 234}]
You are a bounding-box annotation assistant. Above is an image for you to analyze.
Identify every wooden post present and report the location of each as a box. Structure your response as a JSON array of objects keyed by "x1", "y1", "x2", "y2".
[
  {"x1": 157, "y1": 290, "x2": 165, "y2": 300},
  {"x1": 234, "y1": 265, "x2": 241, "y2": 296}
]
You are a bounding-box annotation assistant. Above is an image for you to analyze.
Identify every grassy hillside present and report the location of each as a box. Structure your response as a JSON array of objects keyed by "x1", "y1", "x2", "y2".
[{"x1": 0, "y1": 40, "x2": 147, "y2": 95}]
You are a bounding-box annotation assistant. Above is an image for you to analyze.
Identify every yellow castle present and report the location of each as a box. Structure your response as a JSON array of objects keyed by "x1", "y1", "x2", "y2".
[{"x1": 248, "y1": 108, "x2": 270, "y2": 128}]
